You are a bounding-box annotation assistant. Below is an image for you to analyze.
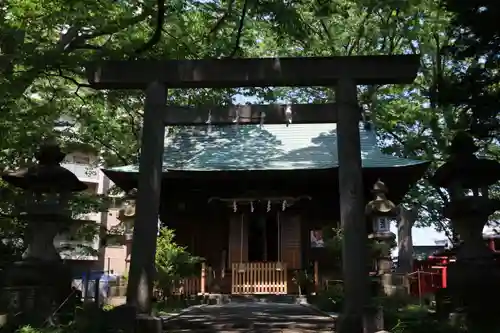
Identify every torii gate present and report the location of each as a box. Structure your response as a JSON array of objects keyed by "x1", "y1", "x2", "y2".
[{"x1": 86, "y1": 55, "x2": 419, "y2": 333}]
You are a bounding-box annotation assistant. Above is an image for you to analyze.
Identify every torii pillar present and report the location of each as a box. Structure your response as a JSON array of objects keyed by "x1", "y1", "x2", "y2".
[{"x1": 86, "y1": 55, "x2": 419, "y2": 333}]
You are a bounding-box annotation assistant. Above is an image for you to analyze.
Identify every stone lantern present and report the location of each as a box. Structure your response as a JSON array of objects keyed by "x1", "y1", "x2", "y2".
[
  {"x1": 429, "y1": 132, "x2": 500, "y2": 329},
  {"x1": 115, "y1": 189, "x2": 136, "y2": 267},
  {"x1": 118, "y1": 189, "x2": 136, "y2": 242},
  {"x1": 1, "y1": 142, "x2": 87, "y2": 322},
  {"x1": 366, "y1": 180, "x2": 397, "y2": 284},
  {"x1": 365, "y1": 180, "x2": 397, "y2": 332}
]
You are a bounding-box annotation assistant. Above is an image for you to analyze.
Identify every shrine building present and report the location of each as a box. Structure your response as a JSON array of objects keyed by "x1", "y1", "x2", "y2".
[{"x1": 103, "y1": 120, "x2": 429, "y2": 295}]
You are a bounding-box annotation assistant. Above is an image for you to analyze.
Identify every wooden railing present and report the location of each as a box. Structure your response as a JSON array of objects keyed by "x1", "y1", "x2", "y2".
[
  {"x1": 231, "y1": 262, "x2": 288, "y2": 294},
  {"x1": 170, "y1": 276, "x2": 201, "y2": 296}
]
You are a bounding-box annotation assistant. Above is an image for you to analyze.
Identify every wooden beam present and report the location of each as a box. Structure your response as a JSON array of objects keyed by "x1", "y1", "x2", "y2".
[
  {"x1": 163, "y1": 103, "x2": 344, "y2": 125},
  {"x1": 86, "y1": 55, "x2": 420, "y2": 89}
]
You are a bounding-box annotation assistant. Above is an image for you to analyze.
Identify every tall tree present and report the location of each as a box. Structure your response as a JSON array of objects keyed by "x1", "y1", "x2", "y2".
[
  {"x1": 441, "y1": 0, "x2": 500, "y2": 139},
  {"x1": 3, "y1": 0, "x2": 496, "y2": 247}
]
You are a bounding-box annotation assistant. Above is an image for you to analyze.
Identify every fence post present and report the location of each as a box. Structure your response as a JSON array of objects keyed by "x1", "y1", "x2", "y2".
[
  {"x1": 314, "y1": 261, "x2": 319, "y2": 292},
  {"x1": 201, "y1": 262, "x2": 206, "y2": 294}
]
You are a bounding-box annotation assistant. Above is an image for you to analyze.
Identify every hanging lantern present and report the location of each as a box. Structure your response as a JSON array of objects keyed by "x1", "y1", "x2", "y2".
[
  {"x1": 285, "y1": 104, "x2": 293, "y2": 126},
  {"x1": 233, "y1": 107, "x2": 240, "y2": 130},
  {"x1": 206, "y1": 109, "x2": 212, "y2": 133}
]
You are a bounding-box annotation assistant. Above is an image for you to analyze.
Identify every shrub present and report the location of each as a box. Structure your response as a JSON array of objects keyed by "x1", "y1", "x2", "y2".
[
  {"x1": 154, "y1": 227, "x2": 202, "y2": 300},
  {"x1": 309, "y1": 284, "x2": 344, "y2": 313}
]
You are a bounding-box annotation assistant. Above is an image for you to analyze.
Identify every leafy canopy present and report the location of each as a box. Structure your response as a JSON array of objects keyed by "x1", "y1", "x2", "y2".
[{"x1": 1, "y1": 0, "x2": 499, "y2": 240}]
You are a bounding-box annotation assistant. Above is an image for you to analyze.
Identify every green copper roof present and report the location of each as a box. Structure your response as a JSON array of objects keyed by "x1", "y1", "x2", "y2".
[{"x1": 109, "y1": 123, "x2": 426, "y2": 173}]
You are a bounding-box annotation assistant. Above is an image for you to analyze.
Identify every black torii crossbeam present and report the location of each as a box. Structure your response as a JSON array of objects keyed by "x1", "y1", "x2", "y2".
[{"x1": 86, "y1": 55, "x2": 419, "y2": 333}]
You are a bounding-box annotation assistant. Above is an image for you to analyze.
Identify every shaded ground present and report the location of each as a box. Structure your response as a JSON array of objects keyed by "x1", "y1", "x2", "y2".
[{"x1": 162, "y1": 301, "x2": 336, "y2": 332}]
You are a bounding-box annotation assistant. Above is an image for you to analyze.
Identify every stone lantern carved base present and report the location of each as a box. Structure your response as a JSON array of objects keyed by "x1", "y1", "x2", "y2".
[
  {"x1": 1, "y1": 259, "x2": 72, "y2": 325},
  {"x1": 447, "y1": 258, "x2": 500, "y2": 328},
  {"x1": 445, "y1": 198, "x2": 500, "y2": 330}
]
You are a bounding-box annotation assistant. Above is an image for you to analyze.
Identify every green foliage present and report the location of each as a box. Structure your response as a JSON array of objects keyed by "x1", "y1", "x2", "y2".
[
  {"x1": 309, "y1": 283, "x2": 345, "y2": 313},
  {"x1": 154, "y1": 227, "x2": 202, "y2": 299},
  {"x1": 385, "y1": 305, "x2": 460, "y2": 333},
  {"x1": 312, "y1": 288, "x2": 460, "y2": 333},
  {"x1": 323, "y1": 225, "x2": 396, "y2": 268},
  {"x1": 0, "y1": 0, "x2": 498, "y2": 250},
  {"x1": 291, "y1": 269, "x2": 314, "y2": 295},
  {"x1": 441, "y1": 0, "x2": 500, "y2": 139}
]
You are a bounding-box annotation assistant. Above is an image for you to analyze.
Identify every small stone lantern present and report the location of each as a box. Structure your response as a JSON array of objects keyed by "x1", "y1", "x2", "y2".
[
  {"x1": 430, "y1": 132, "x2": 500, "y2": 329},
  {"x1": 1, "y1": 142, "x2": 87, "y2": 322},
  {"x1": 366, "y1": 180, "x2": 397, "y2": 280},
  {"x1": 118, "y1": 189, "x2": 136, "y2": 242},
  {"x1": 115, "y1": 189, "x2": 136, "y2": 265},
  {"x1": 365, "y1": 180, "x2": 397, "y2": 332}
]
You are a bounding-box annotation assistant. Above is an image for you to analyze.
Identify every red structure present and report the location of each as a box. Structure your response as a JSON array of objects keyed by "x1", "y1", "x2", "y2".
[
  {"x1": 409, "y1": 234, "x2": 500, "y2": 298},
  {"x1": 410, "y1": 256, "x2": 448, "y2": 297}
]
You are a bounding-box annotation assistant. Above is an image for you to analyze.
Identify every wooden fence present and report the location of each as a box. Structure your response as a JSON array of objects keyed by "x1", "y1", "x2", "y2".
[
  {"x1": 231, "y1": 262, "x2": 288, "y2": 294},
  {"x1": 171, "y1": 277, "x2": 201, "y2": 296}
]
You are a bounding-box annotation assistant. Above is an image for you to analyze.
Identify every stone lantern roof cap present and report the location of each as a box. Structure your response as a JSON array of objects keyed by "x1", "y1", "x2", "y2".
[
  {"x1": 365, "y1": 179, "x2": 397, "y2": 216},
  {"x1": 430, "y1": 132, "x2": 500, "y2": 189},
  {"x1": 2, "y1": 143, "x2": 88, "y2": 192}
]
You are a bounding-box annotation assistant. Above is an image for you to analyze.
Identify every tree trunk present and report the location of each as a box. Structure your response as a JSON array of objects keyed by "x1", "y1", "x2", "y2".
[{"x1": 396, "y1": 205, "x2": 416, "y2": 274}]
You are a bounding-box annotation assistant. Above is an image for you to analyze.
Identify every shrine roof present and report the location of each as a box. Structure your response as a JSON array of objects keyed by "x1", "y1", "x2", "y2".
[
  {"x1": 106, "y1": 122, "x2": 427, "y2": 173},
  {"x1": 413, "y1": 245, "x2": 447, "y2": 260}
]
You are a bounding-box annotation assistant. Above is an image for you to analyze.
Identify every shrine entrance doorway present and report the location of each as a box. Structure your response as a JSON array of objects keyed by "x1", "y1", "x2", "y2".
[
  {"x1": 248, "y1": 211, "x2": 280, "y2": 263},
  {"x1": 230, "y1": 208, "x2": 288, "y2": 295}
]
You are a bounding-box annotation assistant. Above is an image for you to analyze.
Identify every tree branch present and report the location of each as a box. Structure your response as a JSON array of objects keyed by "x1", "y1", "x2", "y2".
[
  {"x1": 68, "y1": 11, "x2": 151, "y2": 51},
  {"x1": 228, "y1": 0, "x2": 249, "y2": 58},
  {"x1": 208, "y1": 0, "x2": 236, "y2": 37},
  {"x1": 134, "y1": 0, "x2": 166, "y2": 54},
  {"x1": 3, "y1": 10, "x2": 152, "y2": 105},
  {"x1": 347, "y1": 11, "x2": 373, "y2": 56}
]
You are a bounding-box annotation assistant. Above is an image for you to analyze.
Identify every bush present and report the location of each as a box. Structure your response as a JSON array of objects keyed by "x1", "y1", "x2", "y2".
[
  {"x1": 311, "y1": 287, "x2": 460, "y2": 333},
  {"x1": 154, "y1": 227, "x2": 202, "y2": 300},
  {"x1": 309, "y1": 284, "x2": 344, "y2": 313},
  {"x1": 385, "y1": 305, "x2": 460, "y2": 333}
]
